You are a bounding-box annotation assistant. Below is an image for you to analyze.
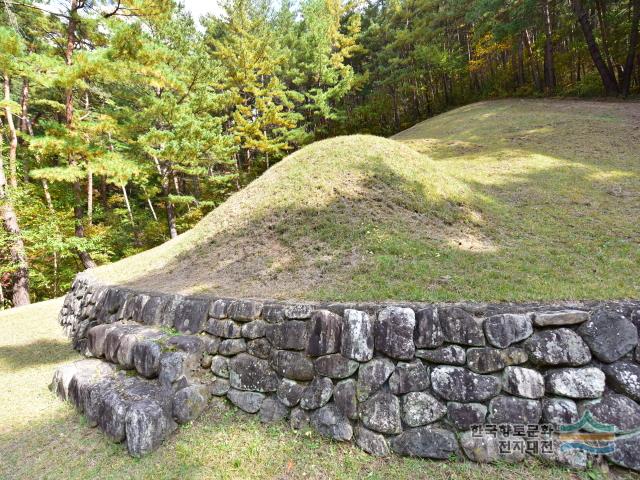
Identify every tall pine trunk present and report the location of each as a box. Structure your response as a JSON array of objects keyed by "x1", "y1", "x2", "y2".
[
  {"x1": 65, "y1": 0, "x2": 96, "y2": 269},
  {"x1": 621, "y1": 0, "x2": 640, "y2": 96},
  {"x1": 3, "y1": 75, "x2": 18, "y2": 189},
  {"x1": 543, "y1": 0, "x2": 557, "y2": 91},
  {"x1": 0, "y1": 124, "x2": 30, "y2": 307},
  {"x1": 571, "y1": 0, "x2": 620, "y2": 94}
]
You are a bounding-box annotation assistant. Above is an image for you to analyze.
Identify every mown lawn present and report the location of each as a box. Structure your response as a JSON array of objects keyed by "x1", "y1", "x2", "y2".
[{"x1": 0, "y1": 300, "x2": 634, "y2": 480}]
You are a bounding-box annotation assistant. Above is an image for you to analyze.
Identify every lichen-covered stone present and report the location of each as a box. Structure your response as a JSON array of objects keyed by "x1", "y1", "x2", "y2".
[
  {"x1": 173, "y1": 384, "x2": 209, "y2": 424},
  {"x1": 541, "y1": 397, "x2": 578, "y2": 426},
  {"x1": 310, "y1": 403, "x2": 353, "y2": 441},
  {"x1": 208, "y1": 299, "x2": 229, "y2": 319},
  {"x1": 483, "y1": 313, "x2": 532, "y2": 348},
  {"x1": 126, "y1": 399, "x2": 177, "y2": 457},
  {"x1": 133, "y1": 340, "x2": 162, "y2": 379},
  {"x1": 271, "y1": 350, "x2": 315, "y2": 381},
  {"x1": 375, "y1": 307, "x2": 416, "y2": 360},
  {"x1": 460, "y1": 431, "x2": 526, "y2": 464},
  {"x1": 266, "y1": 321, "x2": 309, "y2": 350},
  {"x1": 334, "y1": 379, "x2": 358, "y2": 420},
  {"x1": 341, "y1": 309, "x2": 374, "y2": 362},
  {"x1": 431, "y1": 366, "x2": 501, "y2": 403},
  {"x1": 356, "y1": 357, "x2": 395, "y2": 401},
  {"x1": 306, "y1": 310, "x2": 343, "y2": 356},
  {"x1": 227, "y1": 300, "x2": 263, "y2": 321},
  {"x1": 545, "y1": 367, "x2": 605, "y2": 399},
  {"x1": 227, "y1": 389, "x2": 265, "y2": 413},
  {"x1": 246, "y1": 338, "x2": 272, "y2": 359},
  {"x1": 205, "y1": 319, "x2": 241, "y2": 338},
  {"x1": 391, "y1": 427, "x2": 459, "y2": 459},
  {"x1": 259, "y1": 397, "x2": 289, "y2": 423},
  {"x1": 501, "y1": 347, "x2": 528, "y2": 366},
  {"x1": 532, "y1": 310, "x2": 589, "y2": 327},
  {"x1": 604, "y1": 361, "x2": 640, "y2": 402},
  {"x1": 360, "y1": 391, "x2": 402, "y2": 434},
  {"x1": 413, "y1": 307, "x2": 443, "y2": 349},
  {"x1": 579, "y1": 393, "x2": 640, "y2": 432},
  {"x1": 290, "y1": 407, "x2": 310, "y2": 430},
  {"x1": 607, "y1": 436, "x2": 640, "y2": 471},
  {"x1": 355, "y1": 426, "x2": 389, "y2": 456},
  {"x1": 401, "y1": 391, "x2": 446, "y2": 427},
  {"x1": 300, "y1": 377, "x2": 333, "y2": 410},
  {"x1": 277, "y1": 379, "x2": 305, "y2": 407},
  {"x1": 229, "y1": 353, "x2": 279, "y2": 392},
  {"x1": 208, "y1": 378, "x2": 230, "y2": 396},
  {"x1": 314, "y1": 354, "x2": 359, "y2": 379},
  {"x1": 502, "y1": 366, "x2": 545, "y2": 399},
  {"x1": 173, "y1": 298, "x2": 210, "y2": 334},
  {"x1": 166, "y1": 335, "x2": 205, "y2": 356},
  {"x1": 440, "y1": 307, "x2": 485, "y2": 346},
  {"x1": 487, "y1": 395, "x2": 541, "y2": 424},
  {"x1": 416, "y1": 345, "x2": 466, "y2": 365},
  {"x1": 446, "y1": 402, "x2": 487, "y2": 430},
  {"x1": 524, "y1": 329, "x2": 591, "y2": 366},
  {"x1": 577, "y1": 310, "x2": 638, "y2": 363},
  {"x1": 241, "y1": 320, "x2": 267, "y2": 339},
  {"x1": 466, "y1": 348, "x2": 506, "y2": 374},
  {"x1": 210, "y1": 355, "x2": 229, "y2": 378},
  {"x1": 86, "y1": 323, "x2": 118, "y2": 358},
  {"x1": 283, "y1": 304, "x2": 314, "y2": 319},
  {"x1": 218, "y1": 338, "x2": 246, "y2": 356},
  {"x1": 388, "y1": 360, "x2": 430, "y2": 395}
]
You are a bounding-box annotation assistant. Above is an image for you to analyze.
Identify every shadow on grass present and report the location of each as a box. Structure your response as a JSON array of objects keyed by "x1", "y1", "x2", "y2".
[{"x1": 0, "y1": 339, "x2": 77, "y2": 371}]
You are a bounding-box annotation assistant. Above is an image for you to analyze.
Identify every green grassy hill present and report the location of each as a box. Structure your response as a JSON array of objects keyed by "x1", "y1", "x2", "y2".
[{"x1": 92, "y1": 99, "x2": 640, "y2": 302}]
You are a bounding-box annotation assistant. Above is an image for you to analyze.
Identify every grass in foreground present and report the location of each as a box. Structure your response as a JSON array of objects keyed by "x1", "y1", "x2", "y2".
[
  {"x1": 88, "y1": 99, "x2": 639, "y2": 302},
  {"x1": 0, "y1": 301, "x2": 625, "y2": 480}
]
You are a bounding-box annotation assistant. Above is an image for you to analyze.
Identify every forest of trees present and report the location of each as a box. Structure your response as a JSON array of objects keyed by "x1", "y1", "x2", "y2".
[{"x1": 0, "y1": 0, "x2": 638, "y2": 308}]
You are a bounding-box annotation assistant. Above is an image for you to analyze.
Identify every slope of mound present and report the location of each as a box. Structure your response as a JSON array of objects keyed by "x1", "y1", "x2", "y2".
[{"x1": 92, "y1": 99, "x2": 640, "y2": 302}]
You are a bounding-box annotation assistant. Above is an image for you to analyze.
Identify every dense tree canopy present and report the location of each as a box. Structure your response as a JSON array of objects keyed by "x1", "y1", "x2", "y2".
[{"x1": 0, "y1": 0, "x2": 638, "y2": 307}]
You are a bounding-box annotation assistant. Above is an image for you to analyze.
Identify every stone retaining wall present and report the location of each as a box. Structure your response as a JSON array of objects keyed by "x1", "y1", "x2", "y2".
[{"x1": 59, "y1": 272, "x2": 640, "y2": 470}]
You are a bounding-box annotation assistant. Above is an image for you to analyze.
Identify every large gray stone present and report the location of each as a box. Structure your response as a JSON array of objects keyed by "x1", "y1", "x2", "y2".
[
  {"x1": 401, "y1": 391, "x2": 446, "y2": 427},
  {"x1": 277, "y1": 379, "x2": 305, "y2": 407},
  {"x1": 532, "y1": 310, "x2": 589, "y2": 327},
  {"x1": 290, "y1": 407, "x2": 310, "y2": 430},
  {"x1": 246, "y1": 338, "x2": 272, "y2": 359},
  {"x1": 173, "y1": 298, "x2": 210, "y2": 334},
  {"x1": 205, "y1": 319, "x2": 241, "y2": 338},
  {"x1": 578, "y1": 393, "x2": 640, "y2": 432},
  {"x1": 208, "y1": 299, "x2": 229, "y2": 319},
  {"x1": 259, "y1": 397, "x2": 289, "y2": 423},
  {"x1": 460, "y1": 431, "x2": 526, "y2": 463},
  {"x1": 284, "y1": 304, "x2": 315, "y2": 319},
  {"x1": 310, "y1": 403, "x2": 353, "y2": 441},
  {"x1": 133, "y1": 340, "x2": 163, "y2": 379},
  {"x1": 229, "y1": 353, "x2": 279, "y2": 392},
  {"x1": 545, "y1": 367, "x2": 605, "y2": 399},
  {"x1": 125, "y1": 399, "x2": 177, "y2": 457},
  {"x1": 271, "y1": 350, "x2": 315, "y2": 381},
  {"x1": 374, "y1": 307, "x2": 416, "y2": 360},
  {"x1": 604, "y1": 361, "x2": 640, "y2": 402},
  {"x1": 227, "y1": 300, "x2": 263, "y2": 321},
  {"x1": 300, "y1": 377, "x2": 333, "y2": 410},
  {"x1": 86, "y1": 323, "x2": 118, "y2": 358},
  {"x1": 218, "y1": 338, "x2": 247, "y2": 356},
  {"x1": 416, "y1": 345, "x2": 466, "y2": 365},
  {"x1": 446, "y1": 402, "x2": 487, "y2": 430},
  {"x1": 314, "y1": 354, "x2": 359, "y2": 379},
  {"x1": 541, "y1": 398, "x2": 578, "y2": 426},
  {"x1": 355, "y1": 426, "x2": 389, "y2": 456},
  {"x1": 577, "y1": 310, "x2": 638, "y2": 363},
  {"x1": 439, "y1": 307, "x2": 485, "y2": 346},
  {"x1": 502, "y1": 366, "x2": 545, "y2": 399},
  {"x1": 487, "y1": 395, "x2": 541, "y2": 424},
  {"x1": 241, "y1": 320, "x2": 268, "y2": 339},
  {"x1": 356, "y1": 357, "x2": 395, "y2": 401},
  {"x1": 210, "y1": 355, "x2": 229, "y2": 378},
  {"x1": 208, "y1": 378, "x2": 230, "y2": 396},
  {"x1": 607, "y1": 436, "x2": 640, "y2": 471},
  {"x1": 266, "y1": 321, "x2": 308, "y2": 350},
  {"x1": 431, "y1": 366, "x2": 501, "y2": 403},
  {"x1": 306, "y1": 310, "x2": 342, "y2": 356},
  {"x1": 524, "y1": 328, "x2": 591, "y2": 366},
  {"x1": 413, "y1": 307, "x2": 443, "y2": 348},
  {"x1": 388, "y1": 360, "x2": 430, "y2": 395},
  {"x1": 341, "y1": 309, "x2": 374, "y2": 362},
  {"x1": 227, "y1": 389, "x2": 265, "y2": 413},
  {"x1": 391, "y1": 427, "x2": 459, "y2": 459},
  {"x1": 484, "y1": 313, "x2": 532, "y2": 348},
  {"x1": 173, "y1": 384, "x2": 209, "y2": 424},
  {"x1": 466, "y1": 348, "x2": 506, "y2": 374},
  {"x1": 334, "y1": 379, "x2": 358, "y2": 420},
  {"x1": 360, "y1": 391, "x2": 402, "y2": 434}
]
